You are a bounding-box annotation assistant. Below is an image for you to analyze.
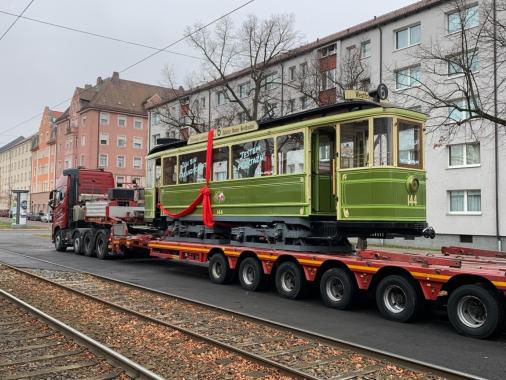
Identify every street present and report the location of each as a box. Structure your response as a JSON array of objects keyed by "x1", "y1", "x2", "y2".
[{"x1": 0, "y1": 229, "x2": 504, "y2": 380}]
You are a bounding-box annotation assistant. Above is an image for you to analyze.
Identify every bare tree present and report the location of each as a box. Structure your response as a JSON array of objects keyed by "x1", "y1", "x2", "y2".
[
  {"x1": 394, "y1": 0, "x2": 506, "y2": 142},
  {"x1": 185, "y1": 14, "x2": 300, "y2": 124}
]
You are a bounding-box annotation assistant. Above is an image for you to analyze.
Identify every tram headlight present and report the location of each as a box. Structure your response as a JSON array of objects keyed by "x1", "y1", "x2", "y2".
[{"x1": 406, "y1": 175, "x2": 420, "y2": 194}]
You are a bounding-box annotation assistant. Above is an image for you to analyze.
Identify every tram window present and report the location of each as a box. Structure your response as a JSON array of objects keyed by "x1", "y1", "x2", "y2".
[
  {"x1": 213, "y1": 147, "x2": 229, "y2": 181},
  {"x1": 179, "y1": 151, "x2": 206, "y2": 183},
  {"x1": 162, "y1": 156, "x2": 177, "y2": 185},
  {"x1": 340, "y1": 120, "x2": 369, "y2": 168},
  {"x1": 147, "y1": 159, "x2": 155, "y2": 188},
  {"x1": 318, "y1": 134, "x2": 333, "y2": 174},
  {"x1": 232, "y1": 138, "x2": 273, "y2": 179},
  {"x1": 398, "y1": 121, "x2": 422, "y2": 167},
  {"x1": 277, "y1": 133, "x2": 304, "y2": 174},
  {"x1": 373, "y1": 118, "x2": 393, "y2": 166}
]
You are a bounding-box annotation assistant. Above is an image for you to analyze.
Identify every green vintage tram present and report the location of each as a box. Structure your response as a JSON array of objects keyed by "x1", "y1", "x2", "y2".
[{"x1": 145, "y1": 99, "x2": 434, "y2": 250}]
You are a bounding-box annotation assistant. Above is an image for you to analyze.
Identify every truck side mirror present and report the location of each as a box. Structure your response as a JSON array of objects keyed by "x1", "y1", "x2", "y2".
[{"x1": 48, "y1": 190, "x2": 55, "y2": 209}]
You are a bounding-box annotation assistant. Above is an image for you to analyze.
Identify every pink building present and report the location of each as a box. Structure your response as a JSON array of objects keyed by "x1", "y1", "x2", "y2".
[{"x1": 55, "y1": 72, "x2": 169, "y2": 186}]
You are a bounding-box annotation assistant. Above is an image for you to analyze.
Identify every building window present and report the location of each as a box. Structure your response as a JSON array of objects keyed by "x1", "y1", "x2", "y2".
[
  {"x1": 116, "y1": 176, "x2": 125, "y2": 186},
  {"x1": 117, "y1": 135, "x2": 127, "y2": 148},
  {"x1": 80, "y1": 154, "x2": 85, "y2": 167},
  {"x1": 448, "y1": 51, "x2": 479, "y2": 76},
  {"x1": 320, "y1": 43, "x2": 336, "y2": 57},
  {"x1": 134, "y1": 118, "x2": 143, "y2": 129},
  {"x1": 263, "y1": 72, "x2": 277, "y2": 90},
  {"x1": 448, "y1": 143, "x2": 480, "y2": 167},
  {"x1": 99, "y1": 155, "x2": 108, "y2": 167},
  {"x1": 300, "y1": 96, "x2": 308, "y2": 110},
  {"x1": 299, "y1": 62, "x2": 308, "y2": 77},
  {"x1": 238, "y1": 112, "x2": 249, "y2": 123},
  {"x1": 288, "y1": 66, "x2": 296, "y2": 81},
  {"x1": 152, "y1": 134, "x2": 160, "y2": 146},
  {"x1": 239, "y1": 82, "x2": 251, "y2": 98},
  {"x1": 216, "y1": 91, "x2": 226, "y2": 106},
  {"x1": 395, "y1": 65, "x2": 421, "y2": 90},
  {"x1": 395, "y1": 23, "x2": 421, "y2": 49},
  {"x1": 448, "y1": 5, "x2": 479, "y2": 34},
  {"x1": 99, "y1": 133, "x2": 109, "y2": 145},
  {"x1": 133, "y1": 137, "x2": 143, "y2": 149},
  {"x1": 116, "y1": 155, "x2": 125, "y2": 168},
  {"x1": 150, "y1": 112, "x2": 160, "y2": 126},
  {"x1": 361, "y1": 40, "x2": 371, "y2": 58},
  {"x1": 100, "y1": 112, "x2": 109, "y2": 125},
  {"x1": 200, "y1": 97, "x2": 206, "y2": 108},
  {"x1": 448, "y1": 98, "x2": 477, "y2": 122},
  {"x1": 449, "y1": 190, "x2": 481, "y2": 214},
  {"x1": 288, "y1": 99, "x2": 295, "y2": 113},
  {"x1": 133, "y1": 156, "x2": 142, "y2": 169},
  {"x1": 118, "y1": 115, "x2": 126, "y2": 127},
  {"x1": 321, "y1": 69, "x2": 336, "y2": 90},
  {"x1": 81, "y1": 136, "x2": 86, "y2": 146}
]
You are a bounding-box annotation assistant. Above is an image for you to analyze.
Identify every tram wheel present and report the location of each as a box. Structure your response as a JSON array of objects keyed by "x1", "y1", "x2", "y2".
[
  {"x1": 320, "y1": 267, "x2": 358, "y2": 310},
  {"x1": 376, "y1": 275, "x2": 423, "y2": 322},
  {"x1": 275, "y1": 261, "x2": 307, "y2": 299},
  {"x1": 448, "y1": 284, "x2": 505, "y2": 339},
  {"x1": 238, "y1": 257, "x2": 267, "y2": 292}
]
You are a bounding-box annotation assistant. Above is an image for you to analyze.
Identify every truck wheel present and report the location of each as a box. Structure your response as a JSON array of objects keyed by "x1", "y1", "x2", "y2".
[
  {"x1": 54, "y1": 230, "x2": 67, "y2": 252},
  {"x1": 83, "y1": 231, "x2": 95, "y2": 257},
  {"x1": 275, "y1": 261, "x2": 307, "y2": 299},
  {"x1": 448, "y1": 284, "x2": 505, "y2": 339},
  {"x1": 73, "y1": 232, "x2": 83, "y2": 255},
  {"x1": 238, "y1": 257, "x2": 267, "y2": 291},
  {"x1": 95, "y1": 231, "x2": 110, "y2": 260},
  {"x1": 320, "y1": 267, "x2": 358, "y2": 310},
  {"x1": 376, "y1": 275, "x2": 423, "y2": 322},
  {"x1": 208, "y1": 254, "x2": 233, "y2": 284}
]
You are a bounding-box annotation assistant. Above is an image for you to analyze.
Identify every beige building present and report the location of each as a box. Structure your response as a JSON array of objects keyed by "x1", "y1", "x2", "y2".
[{"x1": 0, "y1": 136, "x2": 33, "y2": 211}]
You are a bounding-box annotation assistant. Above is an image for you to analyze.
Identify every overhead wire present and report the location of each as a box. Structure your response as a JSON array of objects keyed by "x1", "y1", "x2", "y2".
[
  {"x1": 0, "y1": 0, "x2": 35, "y2": 42},
  {"x1": 0, "y1": 0, "x2": 256, "y2": 142}
]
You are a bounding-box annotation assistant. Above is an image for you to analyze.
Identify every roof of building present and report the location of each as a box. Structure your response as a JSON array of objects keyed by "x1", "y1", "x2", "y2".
[
  {"x1": 148, "y1": 0, "x2": 444, "y2": 109},
  {"x1": 0, "y1": 136, "x2": 32, "y2": 154}
]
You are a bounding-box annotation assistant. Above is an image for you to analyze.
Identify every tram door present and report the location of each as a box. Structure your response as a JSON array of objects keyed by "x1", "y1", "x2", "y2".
[{"x1": 311, "y1": 127, "x2": 336, "y2": 214}]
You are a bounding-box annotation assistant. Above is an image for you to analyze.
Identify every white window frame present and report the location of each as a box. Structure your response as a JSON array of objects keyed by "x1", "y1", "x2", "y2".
[
  {"x1": 263, "y1": 72, "x2": 278, "y2": 90},
  {"x1": 116, "y1": 155, "x2": 125, "y2": 168},
  {"x1": 447, "y1": 50, "x2": 479, "y2": 77},
  {"x1": 216, "y1": 91, "x2": 226, "y2": 106},
  {"x1": 447, "y1": 4, "x2": 479, "y2": 34},
  {"x1": 81, "y1": 136, "x2": 86, "y2": 146},
  {"x1": 320, "y1": 43, "x2": 336, "y2": 58},
  {"x1": 100, "y1": 112, "x2": 109, "y2": 125},
  {"x1": 99, "y1": 133, "x2": 109, "y2": 146},
  {"x1": 118, "y1": 115, "x2": 127, "y2": 128},
  {"x1": 116, "y1": 176, "x2": 125, "y2": 185},
  {"x1": 321, "y1": 69, "x2": 336, "y2": 91},
  {"x1": 239, "y1": 82, "x2": 251, "y2": 98},
  {"x1": 117, "y1": 135, "x2": 127, "y2": 148},
  {"x1": 448, "y1": 189, "x2": 482, "y2": 215},
  {"x1": 288, "y1": 66, "x2": 296, "y2": 81},
  {"x1": 395, "y1": 64, "x2": 421, "y2": 90},
  {"x1": 134, "y1": 118, "x2": 143, "y2": 129},
  {"x1": 448, "y1": 98, "x2": 477, "y2": 122},
  {"x1": 395, "y1": 23, "x2": 421, "y2": 50},
  {"x1": 133, "y1": 137, "x2": 143, "y2": 149},
  {"x1": 447, "y1": 143, "x2": 480, "y2": 168},
  {"x1": 361, "y1": 40, "x2": 371, "y2": 59},
  {"x1": 98, "y1": 154, "x2": 108, "y2": 168},
  {"x1": 133, "y1": 156, "x2": 142, "y2": 169}
]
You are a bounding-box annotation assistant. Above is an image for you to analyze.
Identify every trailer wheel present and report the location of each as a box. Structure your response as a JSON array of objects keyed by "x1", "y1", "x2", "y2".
[
  {"x1": 448, "y1": 284, "x2": 505, "y2": 339},
  {"x1": 376, "y1": 275, "x2": 422, "y2": 322},
  {"x1": 238, "y1": 257, "x2": 266, "y2": 292},
  {"x1": 275, "y1": 261, "x2": 307, "y2": 299},
  {"x1": 54, "y1": 229, "x2": 67, "y2": 252},
  {"x1": 83, "y1": 231, "x2": 95, "y2": 257},
  {"x1": 208, "y1": 254, "x2": 233, "y2": 284},
  {"x1": 320, "y1": 267, "x2": 358, "y2": 310},
  {"x1": 95, "y1": 231, "x2": 110, "y2": 260},
  {"x1": 72, "y1": 232, "x2": 83, "y2": 255}
]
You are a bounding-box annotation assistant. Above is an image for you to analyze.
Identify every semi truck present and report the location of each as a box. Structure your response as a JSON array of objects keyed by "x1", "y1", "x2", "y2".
[{"x1": 50, "y1": 167, "x2": 506, "y2": 339}]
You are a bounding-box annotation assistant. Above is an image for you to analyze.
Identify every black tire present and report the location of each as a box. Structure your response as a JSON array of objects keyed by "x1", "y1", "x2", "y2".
[
  {"x1": 54, "y1": 229, "x2": 67, "y2": 252},
  {"x1": 238, "y1": 257, "x2": 267, "y2": 291},
  {"x1": 320, "y1": 267, "x2": 358, "y2": 310},
  {"x1": 376, "y1": 275, "x2": 423, "y2": 322},
  {"x1": 275, "y1": 261, "x2": 307, "y2": 299},
  {"x1": 448, "y1": 284, "x2": 505, "y2": 339},
  {"x1": 82, "y1": 231, "x2": 95, "y2": 257},
  {"x1": 208, "y1": 254, "x2": 233, "y2": 284},
  {"x1": 72, "y1": 232, "x2": 83, "y2": 255},
  {"x1": 95, "y1": 230, "x2": 110, "y2": 260}
]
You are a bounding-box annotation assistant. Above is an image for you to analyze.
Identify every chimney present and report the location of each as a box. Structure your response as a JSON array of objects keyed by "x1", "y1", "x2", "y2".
[
  {"x1": 96, "y1": 76, "x2": 103, "y2": 85},
  {"x1": 112, "y1": 71, "x2": 120, "y2": 83}
]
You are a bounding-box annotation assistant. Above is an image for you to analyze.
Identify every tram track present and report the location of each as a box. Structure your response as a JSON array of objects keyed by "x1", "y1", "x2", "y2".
[{"x1": 0, "y1": 247, "x2": 481, "y2": 380}]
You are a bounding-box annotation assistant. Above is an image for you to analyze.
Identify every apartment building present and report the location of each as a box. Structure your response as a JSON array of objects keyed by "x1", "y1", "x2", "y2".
[
  {"x1": 55, "y1": 72, "x2": 170, "y2": 187},
  {"x1": 30, "y1": 107, "x2": 62, "y2": 213},
  {"x1": 0, "y1": 136, "x2": 33, "y2": 211},
  {"x1": 148, "y1": 0, "x2": 505, "y2": 250}
]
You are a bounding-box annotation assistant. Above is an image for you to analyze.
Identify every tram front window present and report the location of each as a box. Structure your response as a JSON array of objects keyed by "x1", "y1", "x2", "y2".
[
  {"x1": 373, "y1": 118, "x2": 393, "y2": 166},
  {"x1": 340, "y1": 120, "x2": 369, "y2": 169},
  {"x1": 398, "y1": 121, "x2": 422, "y2": 168}
]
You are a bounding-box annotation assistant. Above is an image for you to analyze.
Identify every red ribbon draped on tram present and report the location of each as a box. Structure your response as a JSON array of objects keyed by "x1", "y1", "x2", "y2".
[{"x1": 157, "y1": 129, "x2": 214, "y2": 228}]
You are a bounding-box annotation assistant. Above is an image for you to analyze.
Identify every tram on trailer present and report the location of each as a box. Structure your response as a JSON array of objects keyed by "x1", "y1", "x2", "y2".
[{"x1": 145, "y1": 97, "x2": 435, "y2": 251}]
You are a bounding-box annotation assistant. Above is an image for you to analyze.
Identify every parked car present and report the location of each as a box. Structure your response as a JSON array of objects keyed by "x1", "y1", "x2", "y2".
[
  {"x1": 28, "y1": 212, "x2": 44, "y2": 221},
  {"x1": 41, "y1": 213, "x2": 52, "y2": 223},
  {"x1": 0, "y1": 209, "x2": 9, "y2": 217}
]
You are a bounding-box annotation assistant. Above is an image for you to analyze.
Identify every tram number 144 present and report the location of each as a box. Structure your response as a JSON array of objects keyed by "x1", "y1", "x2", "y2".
[{"x1": 407, "y1": 195, "x2": 418, "y2": 206}]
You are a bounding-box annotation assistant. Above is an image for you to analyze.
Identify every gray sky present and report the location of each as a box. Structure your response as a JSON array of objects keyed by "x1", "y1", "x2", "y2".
[{"x1": 0, "y1": 0, "x2": 417, "y2": 146}]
